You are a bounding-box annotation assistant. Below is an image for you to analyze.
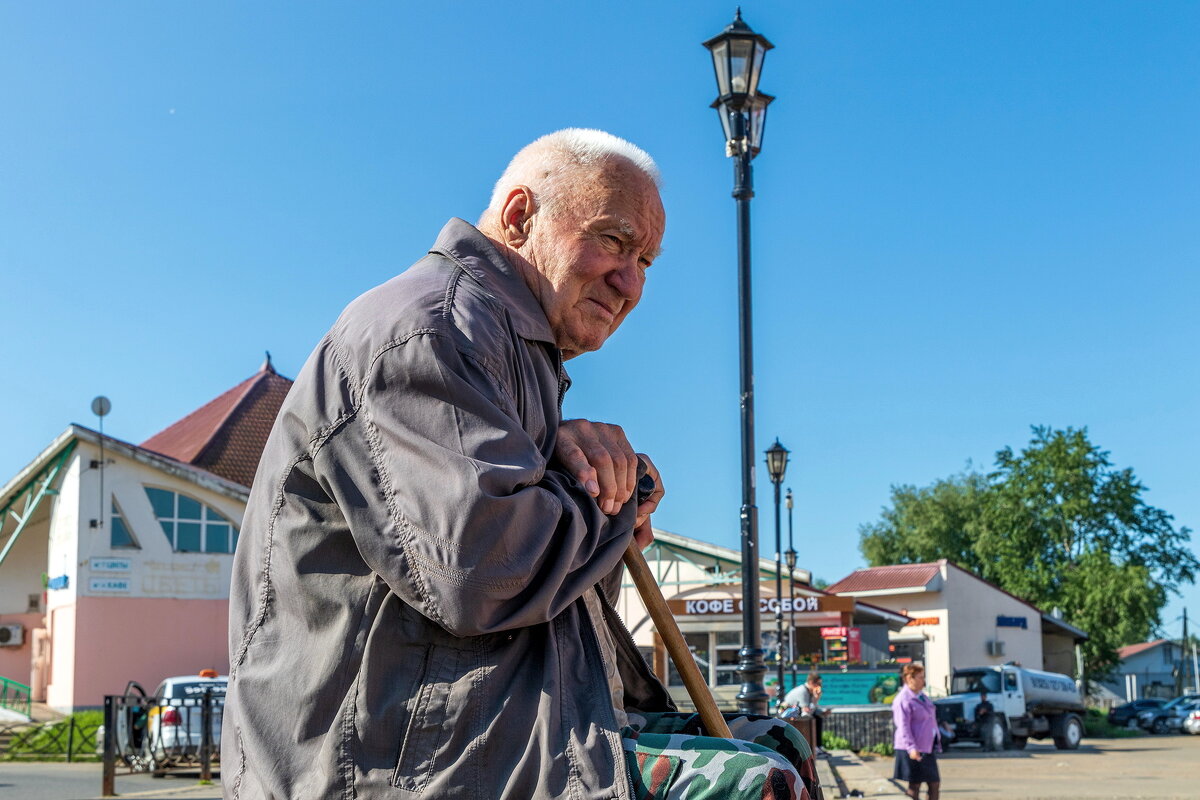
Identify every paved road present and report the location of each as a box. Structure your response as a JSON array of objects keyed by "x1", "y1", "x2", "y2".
[
  {"x1": 5, "y1": 735, "x2": 1197, "y2": 799},
  {"x1": 0, "y1": 762, "x2": 221, "y2": 800},
  {"x1": 852, "y1": 734, "x2": 1199, "y2": 800}
]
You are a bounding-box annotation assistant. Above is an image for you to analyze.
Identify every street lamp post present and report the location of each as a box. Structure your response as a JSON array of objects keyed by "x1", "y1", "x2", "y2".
[
  {"x1": 766, "y1": 440, "x2": 790, "y2": 704},
  {"x1": 703, "y1": 9, "x2": 776, "y2": 717},
  {"x1": 785, "y1": 488, "x2": 798, "y2": 689}
]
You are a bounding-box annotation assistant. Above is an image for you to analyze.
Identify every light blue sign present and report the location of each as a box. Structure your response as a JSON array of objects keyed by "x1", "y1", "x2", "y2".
[
  {"x1": 90, "y1": 557, "x2": 132, "y2": 573},
  {"x1": 88, "y1": 578, "x2": 131, "y2": 593},
  {"x1": 819, "y1": 671, "x2": 903, "y2": 706}
]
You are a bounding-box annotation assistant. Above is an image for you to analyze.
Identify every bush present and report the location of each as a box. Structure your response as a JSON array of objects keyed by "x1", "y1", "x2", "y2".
[
  {"x1": 1082, "y1": 708, "x2": 1143, "y2": 739},
  {"x1": 5, "y1": 711, "x2": 103, "y2": 760},
  {"x1": 860, "y1": 741, "x2": 894, "y2": 757},
  {"x1": 821, "y1": 731, "x2": 851, "y2": 751}
]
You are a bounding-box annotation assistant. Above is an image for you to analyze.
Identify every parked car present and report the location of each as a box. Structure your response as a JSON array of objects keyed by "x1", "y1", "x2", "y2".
[
  {"x1": 142, "y1": 670, "x2": 227, "y2": 764},
  {"x1": 97, "y1": 670, "x2": 227, "y2": 768},
  {"x1": 1138, "y1": 696, "x2": 1200, "y2": 734},
  {"x1": 1183, "y1": 708, "x2": 1200, "y2": 735},
  {"x1": 1107, "y1": 698, "x2": 1165, "y2": 727}
]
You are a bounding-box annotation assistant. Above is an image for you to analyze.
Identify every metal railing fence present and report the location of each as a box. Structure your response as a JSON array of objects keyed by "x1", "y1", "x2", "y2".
[
  {"x1": 101, "y1": 688, "x2": 220, "y2": 796},
  {"x1": 0, "y1": 675, "x2": 32, "y2": 718},
  {"x1": 1, "y1": 713, "x2": 101, "y2": 761},
  {"x1": 825, "y1": 708, "x2": 895, "y2": 750}
]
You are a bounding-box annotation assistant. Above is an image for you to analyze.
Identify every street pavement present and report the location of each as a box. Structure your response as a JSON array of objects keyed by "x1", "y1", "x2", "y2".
[
  {"x1": 6, "y1": 735, "x2": 1197, "y2": 800},
  {"x1": 830, "y1": 734, "x2": 1199, "y2": 800},
  {"x1": 0, "y1": 762, "x2": 221, "y2": 800}
]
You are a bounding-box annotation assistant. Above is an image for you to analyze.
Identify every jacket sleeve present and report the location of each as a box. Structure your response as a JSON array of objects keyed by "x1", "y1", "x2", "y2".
[
  {"x1": 893, "y1": 693, "x2": 917, "y2": 753},
  {"x1": 319, "y1": 328, "x2": 635, "y2": 638}
]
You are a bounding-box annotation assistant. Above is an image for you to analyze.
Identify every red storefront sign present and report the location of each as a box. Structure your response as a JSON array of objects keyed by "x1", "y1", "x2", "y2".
[{"x1": 847, "y1": 627, "x2": 862, "y2": 661}]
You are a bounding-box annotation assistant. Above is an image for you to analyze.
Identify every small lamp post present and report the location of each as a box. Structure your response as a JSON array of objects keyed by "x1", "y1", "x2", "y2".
[
  {"x1": 765, "y1": 439, "x2": 790, "y2": 703},
  {"x1": 704, "y1": 7, "x2": 775, "y2": 718},
  {"x1": 785, "y1": 488, "x2": 798, "y2": 688}
]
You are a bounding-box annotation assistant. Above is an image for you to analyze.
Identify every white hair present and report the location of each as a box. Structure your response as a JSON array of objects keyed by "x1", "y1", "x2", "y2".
[{"x1": 483, "y1": 128, "x2": 661, "y2": 222}]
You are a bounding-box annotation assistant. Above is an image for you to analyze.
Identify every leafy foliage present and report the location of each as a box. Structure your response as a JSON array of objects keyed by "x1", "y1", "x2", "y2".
[
  {"x1": 859, "y1": 470, "x2": 989, "y2": 569},
  {"x1": 821, "y1": 731, "x2": 851, "y2": 750},
  {"x1": 859, "y1": 426, "x2": 1197, "y2": 680},
  {"x1": 1082, "y1": 708, "x2": 1143, "y2": 739},
  {"x1": 4, "y1": 711, "x2": 102, "y2": 760},
  {"x1": 859, "y1": 741, "x2": 895, "y2": 756}
]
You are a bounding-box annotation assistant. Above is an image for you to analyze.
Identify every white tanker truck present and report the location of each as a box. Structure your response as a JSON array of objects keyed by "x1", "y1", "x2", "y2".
[{"x1": 935, "y1": 664, "x2": 1085, "y2": 751}]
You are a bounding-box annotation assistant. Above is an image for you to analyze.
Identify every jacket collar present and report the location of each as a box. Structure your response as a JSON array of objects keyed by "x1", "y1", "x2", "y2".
[{"x1": 430, "y1": 218, "x2": 556, "y2": 345}]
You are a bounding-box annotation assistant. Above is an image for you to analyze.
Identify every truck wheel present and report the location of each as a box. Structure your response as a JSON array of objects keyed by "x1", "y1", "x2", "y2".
[
  {"x1": 983, "y1": 717, "x2": 1008, "y2": 751},
  {"x1": 1009, "y1": 735, "x2": 1027, "y2": 750},
  {"x1": 1053, "y1": 715, "x2": 1083, "y2": 750}
]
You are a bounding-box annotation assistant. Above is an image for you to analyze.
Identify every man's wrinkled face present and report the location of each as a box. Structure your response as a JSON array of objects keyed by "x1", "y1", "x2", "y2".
[{"x1": 524, "y1": 162, "x2": 665, "y2": 359}]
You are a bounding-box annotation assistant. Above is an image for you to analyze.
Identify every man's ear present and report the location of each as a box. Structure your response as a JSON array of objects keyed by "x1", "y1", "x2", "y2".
[{"x1": 499, "y1": 186, "x2": 536, "y2": 248}]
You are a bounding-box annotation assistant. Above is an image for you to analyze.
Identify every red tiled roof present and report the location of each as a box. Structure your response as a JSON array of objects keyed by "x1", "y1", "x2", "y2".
[
  {"x1": 1117, "y1": 639, "x2": 1169, "y2": 660},
  {"x1": 141, "y1": 358, "x2": 293, "y2": 489},
  {"x1": 825, "y1": 562, "x2": 944, "y2": 594}
]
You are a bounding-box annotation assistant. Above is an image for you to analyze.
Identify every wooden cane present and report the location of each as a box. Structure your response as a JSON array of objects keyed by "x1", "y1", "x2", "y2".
[{"x1": 623, "y1": 543, "x2": 733, "y2": 738}]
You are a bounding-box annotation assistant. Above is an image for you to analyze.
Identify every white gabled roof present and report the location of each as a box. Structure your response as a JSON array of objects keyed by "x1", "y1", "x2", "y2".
[
  {"x1": 0, "y1": 425, "x2": 251, "y2": 512},
  {"x1": 650, "y1": 527, "x2": 813, "y2": 585}
]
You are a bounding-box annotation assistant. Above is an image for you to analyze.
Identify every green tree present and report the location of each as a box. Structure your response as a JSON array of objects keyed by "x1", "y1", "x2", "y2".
[
  {"x1": 859, "y1": 426, "x2": 1197, "y2": 680},
  {"x1": 859, "y1": 470, "x2": 989, "y2": 571}
]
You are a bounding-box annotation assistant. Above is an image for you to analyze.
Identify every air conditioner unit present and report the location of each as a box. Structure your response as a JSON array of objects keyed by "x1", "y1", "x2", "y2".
[
  {"x1": 986, "y1": 639, "x2": 1005, "y2": 657},
  {"x1": 0, "y1": 624, "x2": 24, "y2": 647}
]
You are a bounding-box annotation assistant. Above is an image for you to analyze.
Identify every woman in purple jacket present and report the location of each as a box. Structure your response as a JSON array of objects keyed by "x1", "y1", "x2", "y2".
[{"x1": 892, "y1": 663, "x2": 941, "y2": 800}]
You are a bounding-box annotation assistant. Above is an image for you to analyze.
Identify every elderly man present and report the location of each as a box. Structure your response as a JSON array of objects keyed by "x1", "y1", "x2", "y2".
[{"x1": 222, "y1": 129, "x2": 815, "y2": 800}]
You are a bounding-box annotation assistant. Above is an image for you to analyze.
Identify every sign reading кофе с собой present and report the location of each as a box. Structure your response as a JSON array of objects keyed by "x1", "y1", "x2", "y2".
[{"x1": 667, "y1": 594, "x2": 855, "y2": 616}]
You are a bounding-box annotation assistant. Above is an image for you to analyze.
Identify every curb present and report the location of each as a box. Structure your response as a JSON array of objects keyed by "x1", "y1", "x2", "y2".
[
  {"x1": 82, "y1": 783, "x2": 224, "y2": 800},
  {"x1": 822, "y1": 750, "x2": 908, "y2": 798}
]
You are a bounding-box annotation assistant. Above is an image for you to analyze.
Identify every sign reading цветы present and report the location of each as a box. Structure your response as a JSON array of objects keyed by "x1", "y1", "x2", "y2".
[{"x1": 90, "y1": 557, "x2": 132, "y2": 573}]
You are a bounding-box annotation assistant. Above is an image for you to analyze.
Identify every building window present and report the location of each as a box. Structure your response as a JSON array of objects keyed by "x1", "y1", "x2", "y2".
[
  {"x1": 669, "y1": 633, "x2": 712, "y2": 687},
  {"x1": 111, "y1": 499, "x2": 139, "y2": 549},
  {"x1": 715, "y1": 631, "x2": 743, "y2": 686},
  {"x1": 144, "y1": 487, "x2": 239, "y2": 554}
]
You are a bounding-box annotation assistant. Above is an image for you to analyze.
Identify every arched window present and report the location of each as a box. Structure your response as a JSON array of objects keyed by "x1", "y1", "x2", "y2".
[{"x1": 144, "y1": 487, "x2": 239, "y2": 554}]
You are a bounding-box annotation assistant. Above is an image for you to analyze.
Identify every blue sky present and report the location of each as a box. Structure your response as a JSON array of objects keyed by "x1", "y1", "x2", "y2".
[{"x1": 2, "y1": 2, "x2": 1197, "y2": 642}]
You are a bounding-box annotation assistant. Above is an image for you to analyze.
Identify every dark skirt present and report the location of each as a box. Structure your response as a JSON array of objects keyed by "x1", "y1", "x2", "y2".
[{"x1": 894, "y1": 750, "x2": 940, "y2": 784}]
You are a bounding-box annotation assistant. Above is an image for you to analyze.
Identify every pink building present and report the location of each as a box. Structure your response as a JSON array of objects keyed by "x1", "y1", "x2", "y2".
[{"x1": 0, "y1": 359, "x2": 291, "y2": 711}]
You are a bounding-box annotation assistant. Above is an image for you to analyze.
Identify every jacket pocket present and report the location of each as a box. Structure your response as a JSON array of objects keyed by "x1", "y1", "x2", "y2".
[{"x1": 392, "y1": 643, "x2": 462, "y2": 792}]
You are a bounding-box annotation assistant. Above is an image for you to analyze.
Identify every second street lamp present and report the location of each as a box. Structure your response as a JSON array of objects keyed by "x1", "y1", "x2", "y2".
[
  {"x1": 785, "y1": 488, "x2": 798, "y2": 688},
  {"x1": 704, "y1": 7, "x2": 775, "y2": 717},
  {"x1": 765, "y1": 439, "x2": 790, "y2": 703}
]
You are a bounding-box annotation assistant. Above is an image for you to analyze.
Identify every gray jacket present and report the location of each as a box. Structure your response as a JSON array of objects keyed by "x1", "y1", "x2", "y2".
[{"x1": 222, "y1": 219, "x2": 673, "y2": 800}]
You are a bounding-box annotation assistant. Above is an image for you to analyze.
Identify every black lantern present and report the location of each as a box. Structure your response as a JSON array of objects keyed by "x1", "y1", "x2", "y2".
[
  {"x1": 703, "y1": 8, "x2": 774, "y2": 109},
  {"x1": 765, "y1": 439, "x2": 790, "y2": 485},
  {"x1": 704, "y1": 9, "x2": 774, "y2": 157}
]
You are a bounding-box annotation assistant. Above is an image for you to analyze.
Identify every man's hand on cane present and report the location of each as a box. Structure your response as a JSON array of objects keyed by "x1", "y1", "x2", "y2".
[{"x1": 556, "y1": 419, "x2": 664, "y2": 549}]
